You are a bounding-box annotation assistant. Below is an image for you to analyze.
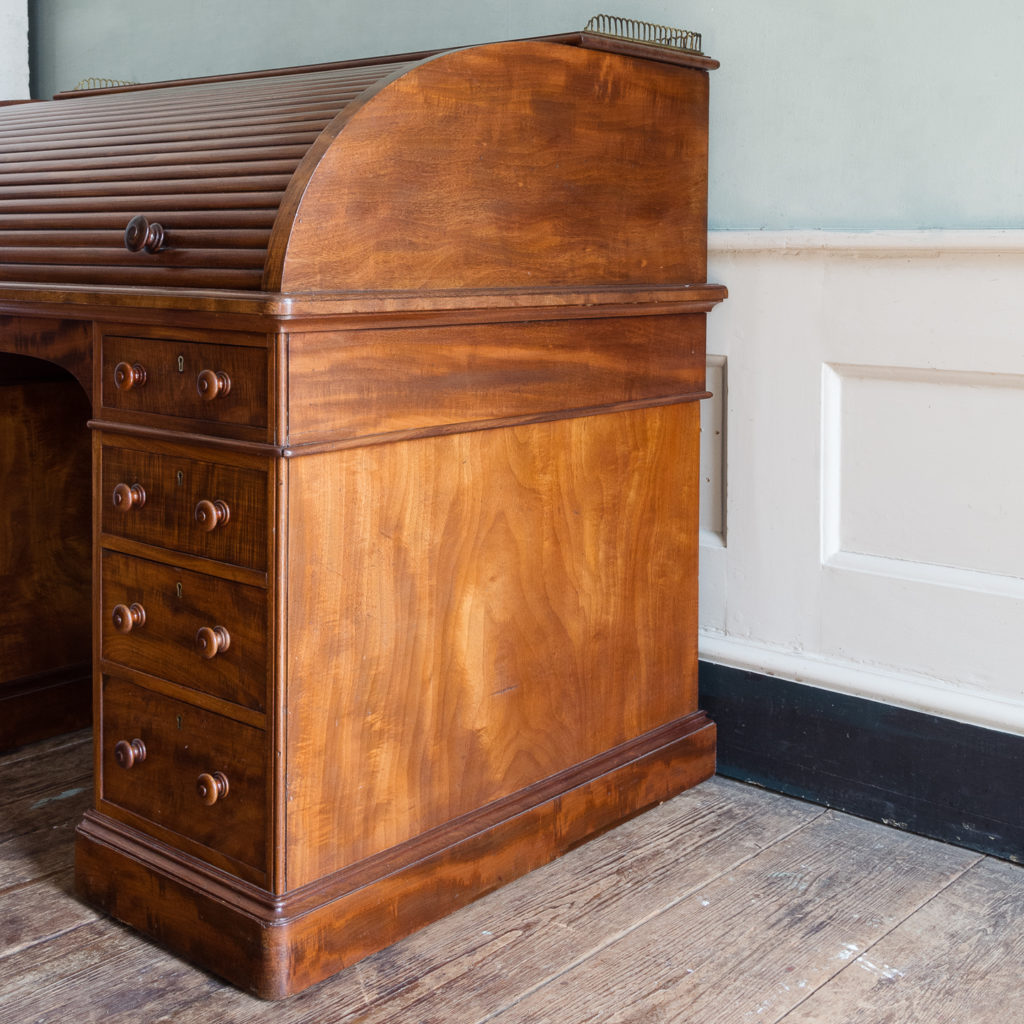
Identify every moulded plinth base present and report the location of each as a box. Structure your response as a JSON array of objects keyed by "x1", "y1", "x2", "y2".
[{"x1": 75, "y1": 711, "x2": 715, "y2": 999}]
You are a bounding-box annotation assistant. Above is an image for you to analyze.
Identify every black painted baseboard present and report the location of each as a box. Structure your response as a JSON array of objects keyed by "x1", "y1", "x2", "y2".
[{"x1": 699, "y1": 661, "x2": 1024, "y2": 863}]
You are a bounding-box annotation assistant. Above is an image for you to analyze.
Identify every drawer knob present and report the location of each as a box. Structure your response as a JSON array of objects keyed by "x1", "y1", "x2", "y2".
[
  {"x1": 195, "y1": 625, "x2": 231, "y2": 659},
  {"x1": 112, "y1": 482, "x2": 146, "y2": 512},
  {"x1": 114, "y1": 738, "x2": 147, "y2": 770},
  {"x1": 113, "y1": 361, "x2": 147, "y2": 391},
  {"x1": 124, "y1": 214, "x2": 165, "y2": 253},
  {"x1": 112, "y1": 601, "x2": 146, "y2": 633},
  {"x1": 196, "y1": 771, "x2": 229, "y2": 806},
  {"x1": 194, "y1": 498, "x2": 230, "y2": 532},
  {"x1": 197, "y1": 368, "x2": 231, "y2": 401}
]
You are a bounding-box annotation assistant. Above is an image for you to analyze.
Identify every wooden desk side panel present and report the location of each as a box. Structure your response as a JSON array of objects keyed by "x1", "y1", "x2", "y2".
[
  {"x1": 0, "y1": 370, "x2": 92, "y2": 748},
  {"x1": 282, "y1": 402, "x2": 700, "y2": 889},
  {"x1": 284, "y1": 314, "x2": 707, "y2": 444},
  {"x1": 277, "y1": 41, "x2": 709, "y2": 293}
]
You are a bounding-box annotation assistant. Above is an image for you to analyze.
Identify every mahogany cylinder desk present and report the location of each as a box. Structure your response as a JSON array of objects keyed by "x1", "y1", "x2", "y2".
[{"x1": 0, "y1": 21, "x2": 725, "y2": 997}]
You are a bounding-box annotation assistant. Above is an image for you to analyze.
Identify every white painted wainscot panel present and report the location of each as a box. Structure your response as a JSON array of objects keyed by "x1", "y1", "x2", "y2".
[{"x1": 700, "y1": 231, "x2": 1024, "y2": 735}]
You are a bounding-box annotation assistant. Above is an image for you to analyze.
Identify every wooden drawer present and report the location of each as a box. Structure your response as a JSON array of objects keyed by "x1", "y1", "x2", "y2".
[
  {"x1": 101, "y1": 333, "x2": 267, "y2": 433},
  {"x1": 101, "y1": 444, "x2": 268, "y2": 571},
  {"x1": 100, "y1": 675, "x2": 266, "y2": 873},
  {"x1": 100, "y1": 551, "x2": 268, "y2": 712}
]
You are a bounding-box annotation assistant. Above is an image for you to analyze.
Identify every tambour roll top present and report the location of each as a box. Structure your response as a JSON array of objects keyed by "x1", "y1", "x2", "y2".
[
  {"x1": 0, "y1": 58, "x2": 418, "y2": 290},
  {"x1": 0, "y1": 32, "x2": 716, "y2": 296}
]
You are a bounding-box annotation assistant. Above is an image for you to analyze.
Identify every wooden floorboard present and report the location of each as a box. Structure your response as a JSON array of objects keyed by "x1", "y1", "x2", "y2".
[
  {"x1": 485, "y1": 812, "x2": 980, "y2": 1023},
  {"x1": 0, "y1": 730, "x2": 91, "y2": 811},
  {"x1": 0, "y1": 731, "x2": 1019, "y2": 1024},
  {"x1": 0, "y1": 781, "x2": 91, "y2": 892},
  {"x1": 779, "y1": 856, "x2": 1024, "y2": 1023}
]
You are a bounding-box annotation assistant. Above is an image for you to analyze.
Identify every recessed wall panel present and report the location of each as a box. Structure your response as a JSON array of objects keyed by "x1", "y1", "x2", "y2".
[
  {"x1": 700, "y1": 355, "x2": 726, "y2": 545},
  {"x1": 827, "y1": 365, "x2": 1024, "y2": 580}
]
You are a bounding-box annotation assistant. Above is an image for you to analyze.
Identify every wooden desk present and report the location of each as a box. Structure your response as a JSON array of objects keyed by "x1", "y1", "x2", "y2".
[{"x1": 0, "y1": 27, "x2": 724, "y2": 997}]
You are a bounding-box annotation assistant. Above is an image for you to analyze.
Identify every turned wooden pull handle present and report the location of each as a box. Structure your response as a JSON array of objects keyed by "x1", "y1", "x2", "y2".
[
  {"x1": 194, "y1": 499, "x2": 230, "y2": 532},
  {"x1": 112, "y1": 601, "x2": 146, "y2": 633},
  {"x1": 196, "y1": 771, "x2": 229, "y2": 806},
  {"x1": 195, "y1": 625, "x2": 230, "y2": 659},
  {"x1": 196, "y1": 368, "x2": 231, "y2": 401},
  {"x1": 113, "y1": 361, "x2": 147, "y2": 391},
  {"x1": 124, "y1": 214, "x2": 165, "y2": 253},
  {"x1": 112, "y1": 482, "x2": 146, "y2": 512},
  {"x1": 114, "y1": 738, "x2": 146, "y2": 770}
]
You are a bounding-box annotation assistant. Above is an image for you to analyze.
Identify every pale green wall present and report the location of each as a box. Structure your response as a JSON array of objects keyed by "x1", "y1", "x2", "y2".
[
  {"x1": 1, "y1": 0, "x2": 28, "y2": 99},
  {"x1": 27, "y1": 0, "x2": 1024, "y2": 229}
]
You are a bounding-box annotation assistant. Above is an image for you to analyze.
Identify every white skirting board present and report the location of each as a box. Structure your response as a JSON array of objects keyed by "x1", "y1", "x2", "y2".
[
  {"x1": 700, "y1": 633, "x2": 1024, "y2": 737},
  {"x1": 700, "y1": 229, "x2": 1024, "y2": 737}
]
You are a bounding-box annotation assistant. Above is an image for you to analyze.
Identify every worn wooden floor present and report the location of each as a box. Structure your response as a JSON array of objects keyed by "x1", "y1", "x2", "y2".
[{"x1": 1, "y1": 730, "x2": 1021, "y2": 1023}]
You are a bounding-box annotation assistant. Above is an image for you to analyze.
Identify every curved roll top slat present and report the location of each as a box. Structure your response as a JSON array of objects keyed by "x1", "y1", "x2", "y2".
[{"x1": 0, "y1": 61, "x2": 416, "y2": 291}]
